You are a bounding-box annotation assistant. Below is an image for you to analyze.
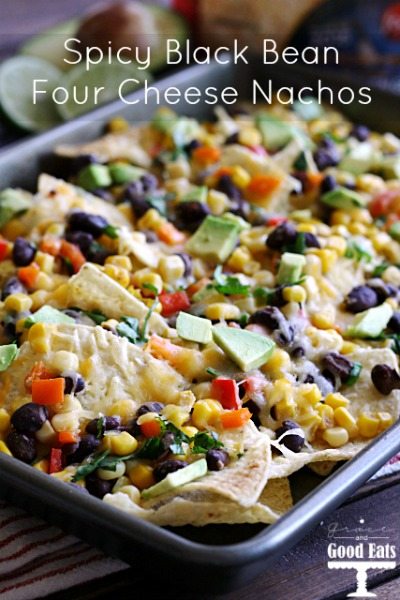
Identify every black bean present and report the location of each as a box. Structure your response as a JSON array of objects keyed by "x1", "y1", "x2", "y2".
[
  {"x1": 367, "y1": 279, "x2": 397, "y2": 303},
  {"x1": 217, "y1": 174, "x2": 242, "y2": 201},
  {"x1": 183, "y1": 139, "x2": 202, "y2": 155},
  {"x1": 291, "y1": 346, "x2": 305, "y2": 359},
  {"x1": 229, "y1": 198, "x2": 250, "y2": 220},
  {"x1": 85, "y1": 242, "x2": 110, "y2": 265},
  {"x1": 322, "y1": 352, "x2": 354, "y2": 383},
  {"x1": 388, "y1": 312, "x2": 400, "y2": 333},
  {"x1": 321, "y1": 174, "x2": 337, "y2": 193},
  {"x1": 65, "y1": 434, "x2": 100, "y2": 464},
  {"x1": 245, "y1": 399, "x2": 261, "y2": 427},
  {"x1": 141, "y1": 173, "x2": 158, "y2": 192},
  {"x1": 268, "y1": 286, "x2": 287, "y2": 307},
  {"x1": 304, "y1": 232, "x2": 321, "y2": 248},
  {"x1": 92, "y1": 189, "x2": 113, "y2": 202},
  {"x1": 206, "y1": 449, "x2": 229, "y2": 471},
  {"x1": 175, "y1": 253, "x2": 192, "y2": 277},
  {"x1": 371, "y1": 364, "x2": 400, "y2": 395},
  {"x1": 350, "y1": 125, "x2": 370, "y2": 142},
  {"x1": 266, "y1": 221, "x2": 297, "y2": 251},
  {"x1": 85, "y1": 473, "x2": 114, "y2": 499},
  {"x1": 314, "y1": 138, "x2": 340, "y2": 170},
  {"x1": 275, "y1": 420, "x2": 305, "y2": 453},
  {"x1": 175, "y1": 201, "x2": 210, "y2": 233},
  {"x1": 11, "y1": 403, "x2": 48, "y2": 434},
  {"x1": 345, "y1": 285, "x2": 379, "y2": 313},
  {"x1": 12, "y1": 238, "x2": 36, "y2": 267},
  {"x1": 6, "y1": 431, "x2": 37, "y2": 463},
  {"x1": 65, "y1": 231, "x2": 94, "y2": 254},
  {"x1": 249, "y1": 306, "x2": 283, "y2": 329},
  {"x1": 70, "y1": 154, "x2": 98, "y2": 176},
  {"x1": 136, "y1": 402, "x2": 164, "y2": 418},
  {"x1": 2, "y1": 277, "x2": 26, "y2": 300},
  {"x1": 86, "y1": 416, "x2": 121, "y2": 436},
  {"x1": 159, "y1": 431, "x2": 176, "y2": 454},
  {"x1": 67, "y1": 212, "x2": 108, "y2": 238},
  {"x1": 63, "y1": 373, "x2": 85, "y2": 395},
  {"x1": 153, "y1": 459, "x2": 187, "y2": 482},
  {"x1": 225, "y1": 132, "x2": 239, "y2": 145}
]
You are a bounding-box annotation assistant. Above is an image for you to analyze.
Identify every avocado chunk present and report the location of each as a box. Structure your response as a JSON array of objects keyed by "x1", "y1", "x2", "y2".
[
  {"x1": 389, "y1": 222, "x2": 400, "y2": 242},
  {"x1": 176, "y1": 312, "x2": 212, "y2": 344},
  {"x1": 25, "y1": 306, "x2": 75, "y2": 327},
  {"x1": 0, "y1": 188, "x2": 32, "y2": 228},
  {"x1": 109, "y1": 163, "x2": 146, "y2": 185},
  {"x1": 293, "y1": 97, "x2": 323, "y2": 121},
  {"x1": 221, "y1": 212, "x2": 251, "y2": 231},
  {"x1": 0, "y1": 344, "x2": 18, "y2": 372},
  {"x1": 141, "y1": 458, "x2": 208, "y2": 500},
  {"x1": 182, "y1": 186, "x2": 208, "y2": 204},
  {"x1": 212, "y1": 326, "x2": 275, "y2": 371},
  {"x1": 339, "y1": 143, "x2": 375, "y2": 175},
  {"x1": 77, "y1": 165, "x2": 112, "y2": 191},
  {"x1": 321, "y1": 187, "x2": 366, "y2": 210},
  {"x1": 346, "y1": 303, "x2": 393, "y2": 339},
  {"x1": 185, "y1": 216, "x2": 240, "y2": 263},
  {"x1": 380, "y1": 156, "x2": 400, "y2": 180},
  {"x1": 256, "y1": 112, "x2": 294, "y2": 151},
  {"x1": 277, "y1": 252, "x2": 306, "y2": 285}
]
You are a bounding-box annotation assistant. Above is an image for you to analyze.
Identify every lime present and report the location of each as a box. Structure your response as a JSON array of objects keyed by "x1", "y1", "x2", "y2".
[
  {"x1": 20, "y1": 19, "x2": 79, "y2": 71},
  {"x1": 0, "y1": 56, "x2": 61, "y2": 132},
  {"x1": 56, "y1": 60, "x2": 149, "y2": 121}
]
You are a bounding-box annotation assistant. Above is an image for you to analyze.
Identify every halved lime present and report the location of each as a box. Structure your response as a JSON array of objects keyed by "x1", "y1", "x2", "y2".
[
  {"x1": 20, "y1": 19, "x2": 79, "y2": 71},
  {"x1": 56, "y1": 60, "x2": 150, "y2": 121},
  {"x1": 0, "y1": 56, "x2": 61, "y2": 132}
]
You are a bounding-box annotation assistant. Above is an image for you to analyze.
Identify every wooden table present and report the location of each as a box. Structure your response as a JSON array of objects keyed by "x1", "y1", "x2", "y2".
[{"x1": 1, "y1": 2, "x2": 400, "y2": 598}]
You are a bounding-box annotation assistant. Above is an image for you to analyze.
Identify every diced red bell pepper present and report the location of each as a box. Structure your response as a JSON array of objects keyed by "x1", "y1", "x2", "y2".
[
  {"x1": 0, "y1": 239, "x2": 9, "y2": 261},
  {"x1": 266, "y1": 216, "x2": 287, "y2": 227},
  {"x1": 49, "y1": 448, "x2": 63, "y2": 474},
  {"x1": 211, "y1": 377, "x2": 241, "y2": 410},
  {"x1": 159, "y1": 291, "x2": 190, "y2": 317},
  {"x1": 369, "y1": 190, "x2": 398, "y2": 218},
  {"x1": 59, "y1": 240, "x2": 86, "y2": 273}
]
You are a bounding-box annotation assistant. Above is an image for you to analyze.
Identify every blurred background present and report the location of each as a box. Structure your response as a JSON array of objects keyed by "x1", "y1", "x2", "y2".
[{"x1": 0, "y1": 0, "x2": 399, "y2": 145}]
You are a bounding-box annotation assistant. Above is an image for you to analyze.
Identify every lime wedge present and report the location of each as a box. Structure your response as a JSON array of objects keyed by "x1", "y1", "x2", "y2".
[
  {"x1": 20, "y1": 19, "x2": 79, "y2": 71},
  {"x1": 56, "y1": 60, "x2": 149, "y2": 121},
  {"x1": 0, "y1": 56, "x2": 61, "y2": 132}
]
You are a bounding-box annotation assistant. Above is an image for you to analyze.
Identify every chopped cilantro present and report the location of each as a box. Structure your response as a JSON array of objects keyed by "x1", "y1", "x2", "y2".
[
  {"x1": 72, "y1": 450, "x2": 110, "y2": 482},
  {"x1": 206, "y1": 367, "x2": 222, "y2": 378},
  {"x1": 191, "y1": 431, "x2": 223, "y2": 454},
  {"x1": 142, "y1": 283, "x2": 159, "y2": 296},
  {"x1": 103, "y1": 224, "x2": 119, "y2": 239},
  {"x1": 283, "y1": 232, "x2": 306, "y2": 255},
  {"x1": 345, "y1": 240, "x2": 372, "y2": 263},
  {"x1": 372, "y1": 262, "x2": 390, "y2": 277},
  {"x1": 84, "y1": 310, "x2": 107, "y2": 325},
  {"x1": 116, "y1": 316, "x2": 141, "y2": 344},
  {"x1": 211, "y1": 265, "x2": 250, "y2": 296},
  {"x1": 345, "y1": 362, "x2": 362, "y2": 386},
  {"x1": 96, "y1": 416, "x2": 106, "y2": 439}
]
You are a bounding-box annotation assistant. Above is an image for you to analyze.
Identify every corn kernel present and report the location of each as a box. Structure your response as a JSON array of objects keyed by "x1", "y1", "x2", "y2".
[
  {"x1": 206, "y1": 189, "x2": 230, "y2": 215},
  {"x1": 4, "y1": 293, "x2": 33, "y2": 313},
  {"x1": 309, "y1": 249, "x2": 337, "y2": 273},
  {"x1": 316, "y1": 403, "x2": 335, "y2": 430},
  {"x1": 205, "y1": 303, "x2": 241, "y2": 321},
  {"x1": 238, "y1": 128, "x2": 262, "y2": 146},
  {"x1": 275, "y1": 398, "x2": 296, "y2": 420},
  {"x1": 112, "y1": 476, "x2": 131, "y2": 493},
  {"x1": 305, "y1": 254, "x2": 322, "y2": 277},
  {"x1": 326, "y1": 235, "x2": 347, "y2": 256},
  {"x1": 98, "y1": 461, "x2": 126, "y2": 480},
  {"x1": 298, "y1": 384, "x2": 322, "y2": 407},
  {"x1": 128, "y1": 464, "x2": 155, "y2": 490},
  {"x1": 358, "y1": 413, "x2": 380, "y2": 438},
  {"x1": 103, "y1": 264, "x2": 131, "y2": 288},
  {"x1": 231, "y1": 166, "x2": 251, "y2": 189},
  {"x1": 115, "y1": 485, "x2": 141, "y2": 503},
  {"x1": 1, "y1": 219, "x2": 26, "y2": 240},
  {"x1": 137, "y1": 208, "x2": 165, "y2": 231},
  {"x1": 192, "y1": 399, "x2": 222, "y2": 429},
  {"x1": 162, "y1": 405, "x2": 189, "y2": 428},
  {"x1": 322, "y1": 426, "x2": 349, "y2": 447},
  {"x1": 132, "y1": 269, "x2": 163, "y2": 295},
  {"x1": 282, "y1": 285, "x2": 306, "y2": 303},
  {"x1": 108, "y1": 431, "x2": 138, "y2": 456},
  {"x1": 325, "y1": 393, "x2": 350, "y2": 409},
  {"x1": 334, "y1": 407, "x2": 358, "y2": 437},
  {"x1": 158, "y1": 255, "x2": 185, "y2": 283},
  {"x1": 34, "y1": 272, "x2": 55, "y2": 291},
  {"x1": 51, "y1": 412, "x2": 80, "y2": 433},
  {"x1": 341, "y1": 341, "x2": 357, "y2": 354},
  {"x1": 106, "y1": 400, "x2": 137, "y2": 423},
  {"x1": 48, "y1": 284, "x2": 68, "y2": 307},
  {"x1": 330, "y1": 210, "x2": 351, "y2": 226},
  {"x1": 297, "y1": 223, "x2": 317, "y2": 234},
  {"x1": 227, "y1": 246, "x2": 260, "y2": 275},
  {"x1": 311, "y1": 313, "x2": 334, "y2": 330},
  {"x1": 0, "y1": 440, "x2": 11, "y2": 455},
  {"x1": 108, "y1": 116, "x2": 129, "y2": 133},
  {"x1": 28, "y1": 322, "x2": 50, "y2": 353},
  {"x1": 377, "y1": 412, "x2": 394, "y2": 431},
  {"x1": 0, "y1": 408, "x2": 10, "y2": 433},
  {"x1": 50, "y1": 467, "x2": 75, "y2": 482},
  {"x1": 50, "y1": 350, "x2": 79, "y2": 373},
  {"x1": 105, "y1": 255, "x2": 133, "y2": 271},
  {"x1": 33, "y1": 459, "x2": 49, "y2": 473},
  {"x1": 36, "y1": 251, "x2": 55, "y2": 274},
  {"x1": 263, "y1": 348, "x2": 291, "y2": 379},
  {"x1": 181, "y1": 425, "x2": 198, "y2": 437}
]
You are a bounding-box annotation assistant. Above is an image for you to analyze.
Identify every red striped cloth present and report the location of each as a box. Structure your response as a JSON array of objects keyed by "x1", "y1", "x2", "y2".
[{"x1": 1, "y1": 456, "x2": 399, "y2": 599}]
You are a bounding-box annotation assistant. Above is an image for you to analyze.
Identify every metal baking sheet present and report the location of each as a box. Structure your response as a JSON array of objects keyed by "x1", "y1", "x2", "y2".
[{"x1": 0, "y1": 59, "x2": 400, "y2": 592}]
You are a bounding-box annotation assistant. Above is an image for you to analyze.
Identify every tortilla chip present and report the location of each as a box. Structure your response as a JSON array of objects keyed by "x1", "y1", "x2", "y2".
[
  {"x1": 268, "y1": 347, "x2": 400, "y2": 478},
  {"x1": 59, "y1": 263, "x2": 171, "y2": 336},
  {"x1": 1, "y1": 323, "x2": 186, "y2": 415},
  {"x1": 104, "y1": 477, "x2": 292, "y2": 527}
]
